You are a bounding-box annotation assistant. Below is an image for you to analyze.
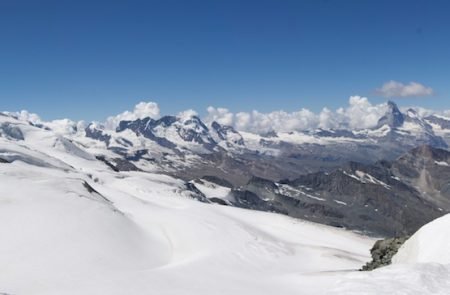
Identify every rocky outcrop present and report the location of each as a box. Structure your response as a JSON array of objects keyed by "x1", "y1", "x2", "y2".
[
  {"x1": 361, "y1": 236, "x2": 409, "y2": 271},
  {"x1": 95, "y1": 156, "x2": 141, "y2": 172}
]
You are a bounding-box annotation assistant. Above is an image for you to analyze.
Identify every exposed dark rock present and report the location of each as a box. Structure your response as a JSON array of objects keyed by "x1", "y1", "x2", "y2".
[
  {"x1": 96, "y1": 156, "x2": 120, "y2": 172},
  {"x1": 208, "y1": 197, "x2": 229, "y2": 205},
  {"x1": 124, "y1": 149, "x2": 149, "y2": 161},
  {"x1": 156, "y1": 115, "x2": 178, "y2": 127},
  {"x1": 361, "y1": 236, "x2": 409, "y2": 271},
  {"x1": 232, "y1": 189, "x2": 283, "y2": 213},
  {"x1": 113, "y1": 158, "x2": 141, "y2": 171},
  {"x1": 115, "y1": 137, "x2": 133, "y2": 147},
  {"x1": 30, "y1": 122, "x2": 51, "y2": 130},
  {"x1": 85, "y1": 124, "x2": 111, "y2": 146},
  {"x1": 95, "y1": 156, "x2": 140, "y2": 172},
  {"x1": 82, "y1": 181, "x2": 111, "y2": 203},
  {"x1": 183, "y1": 183, "x2": 210, "y2": 203}
]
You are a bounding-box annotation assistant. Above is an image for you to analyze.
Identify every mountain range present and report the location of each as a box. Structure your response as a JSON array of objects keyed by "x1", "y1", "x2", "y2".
[{"x1": 1, "y1": 101, "x2": 450, "y2": 237}]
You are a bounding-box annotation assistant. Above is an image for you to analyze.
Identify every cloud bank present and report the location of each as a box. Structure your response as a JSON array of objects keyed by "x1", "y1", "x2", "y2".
[
  {"x1": 205, "y1": 96, "x2": 388, "y2": 133},
  {"x1": 105, "y1": 102, "x2": 160, "y2": 129},
  {"x1": 7, "y1": 96, "x2": 450, "y2": 135},
  {"x1": 376, "y1": 81, "x2": 434, "y2": 98},
  {"x1": 6, "y1": 110, "x2": 42, "y2": 124},
  {"x1": 104, "y1": 96, "x2": 450, "y2": 134},
  {"x1": 103, "y1": 97, "x2": 390, "y2": 133}
]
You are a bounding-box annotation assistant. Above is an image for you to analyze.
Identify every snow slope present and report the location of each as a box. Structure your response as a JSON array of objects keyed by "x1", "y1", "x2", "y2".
[
  {"x1": 0, "y1": 160, "x2": 374, "y2": 295},
  {"x1": 328, "y1": 214, "x2": 450, "y2": 294},
  {"x1": 393, "y1": 214, "x2": 450, "y2": 264}
]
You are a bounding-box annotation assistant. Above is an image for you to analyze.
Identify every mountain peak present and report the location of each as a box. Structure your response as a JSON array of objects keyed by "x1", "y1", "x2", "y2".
[
  {"x1": 211, "y1": 121, "x2": 244, "y2": 146},
  {"x1": 376, "y1": 101, "x2": 404, "y2": 128}
]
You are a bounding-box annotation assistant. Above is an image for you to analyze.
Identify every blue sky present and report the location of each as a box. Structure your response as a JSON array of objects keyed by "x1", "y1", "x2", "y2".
[{"x1": 1, "y1": 0, "x2": 449, "y2": 121}]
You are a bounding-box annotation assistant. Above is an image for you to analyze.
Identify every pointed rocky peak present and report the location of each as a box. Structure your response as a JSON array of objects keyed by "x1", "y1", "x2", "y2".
[{"x1": 376, "y1": 101, "x2": 404, "y2": 129}]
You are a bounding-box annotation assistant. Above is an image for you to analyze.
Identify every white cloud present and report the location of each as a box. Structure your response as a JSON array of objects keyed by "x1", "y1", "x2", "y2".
[
  {"x1": 106, "y1": 102, "x2": 160, "y2": 129},
  {"x1": 376, "y1": 80, "x2": 434, "y2": 98},
  {"x1": 341, "y1": 96, "x2": 388, "y2": 129},
  {"x1": 206, "y1": 107, "x2": 320, "y2": 133},
  {"x1": 177, "y1": 109, "x2": 198, "y2": 121},
  {"x1": 204, "y1": 96, "x2": 388, "y2": 133},
  {"x1": 4, "y1": 110, "x2": 88, "y2": 135},
  {"x1": 5, "y1": 110, "x2": 42, "y2": 124},
  {"x1": 205, "y1": 107, "x2": 234, "y2": 126},
  {"x1": 45, "y1": 119, "x2": 78, "y2": 135}
]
